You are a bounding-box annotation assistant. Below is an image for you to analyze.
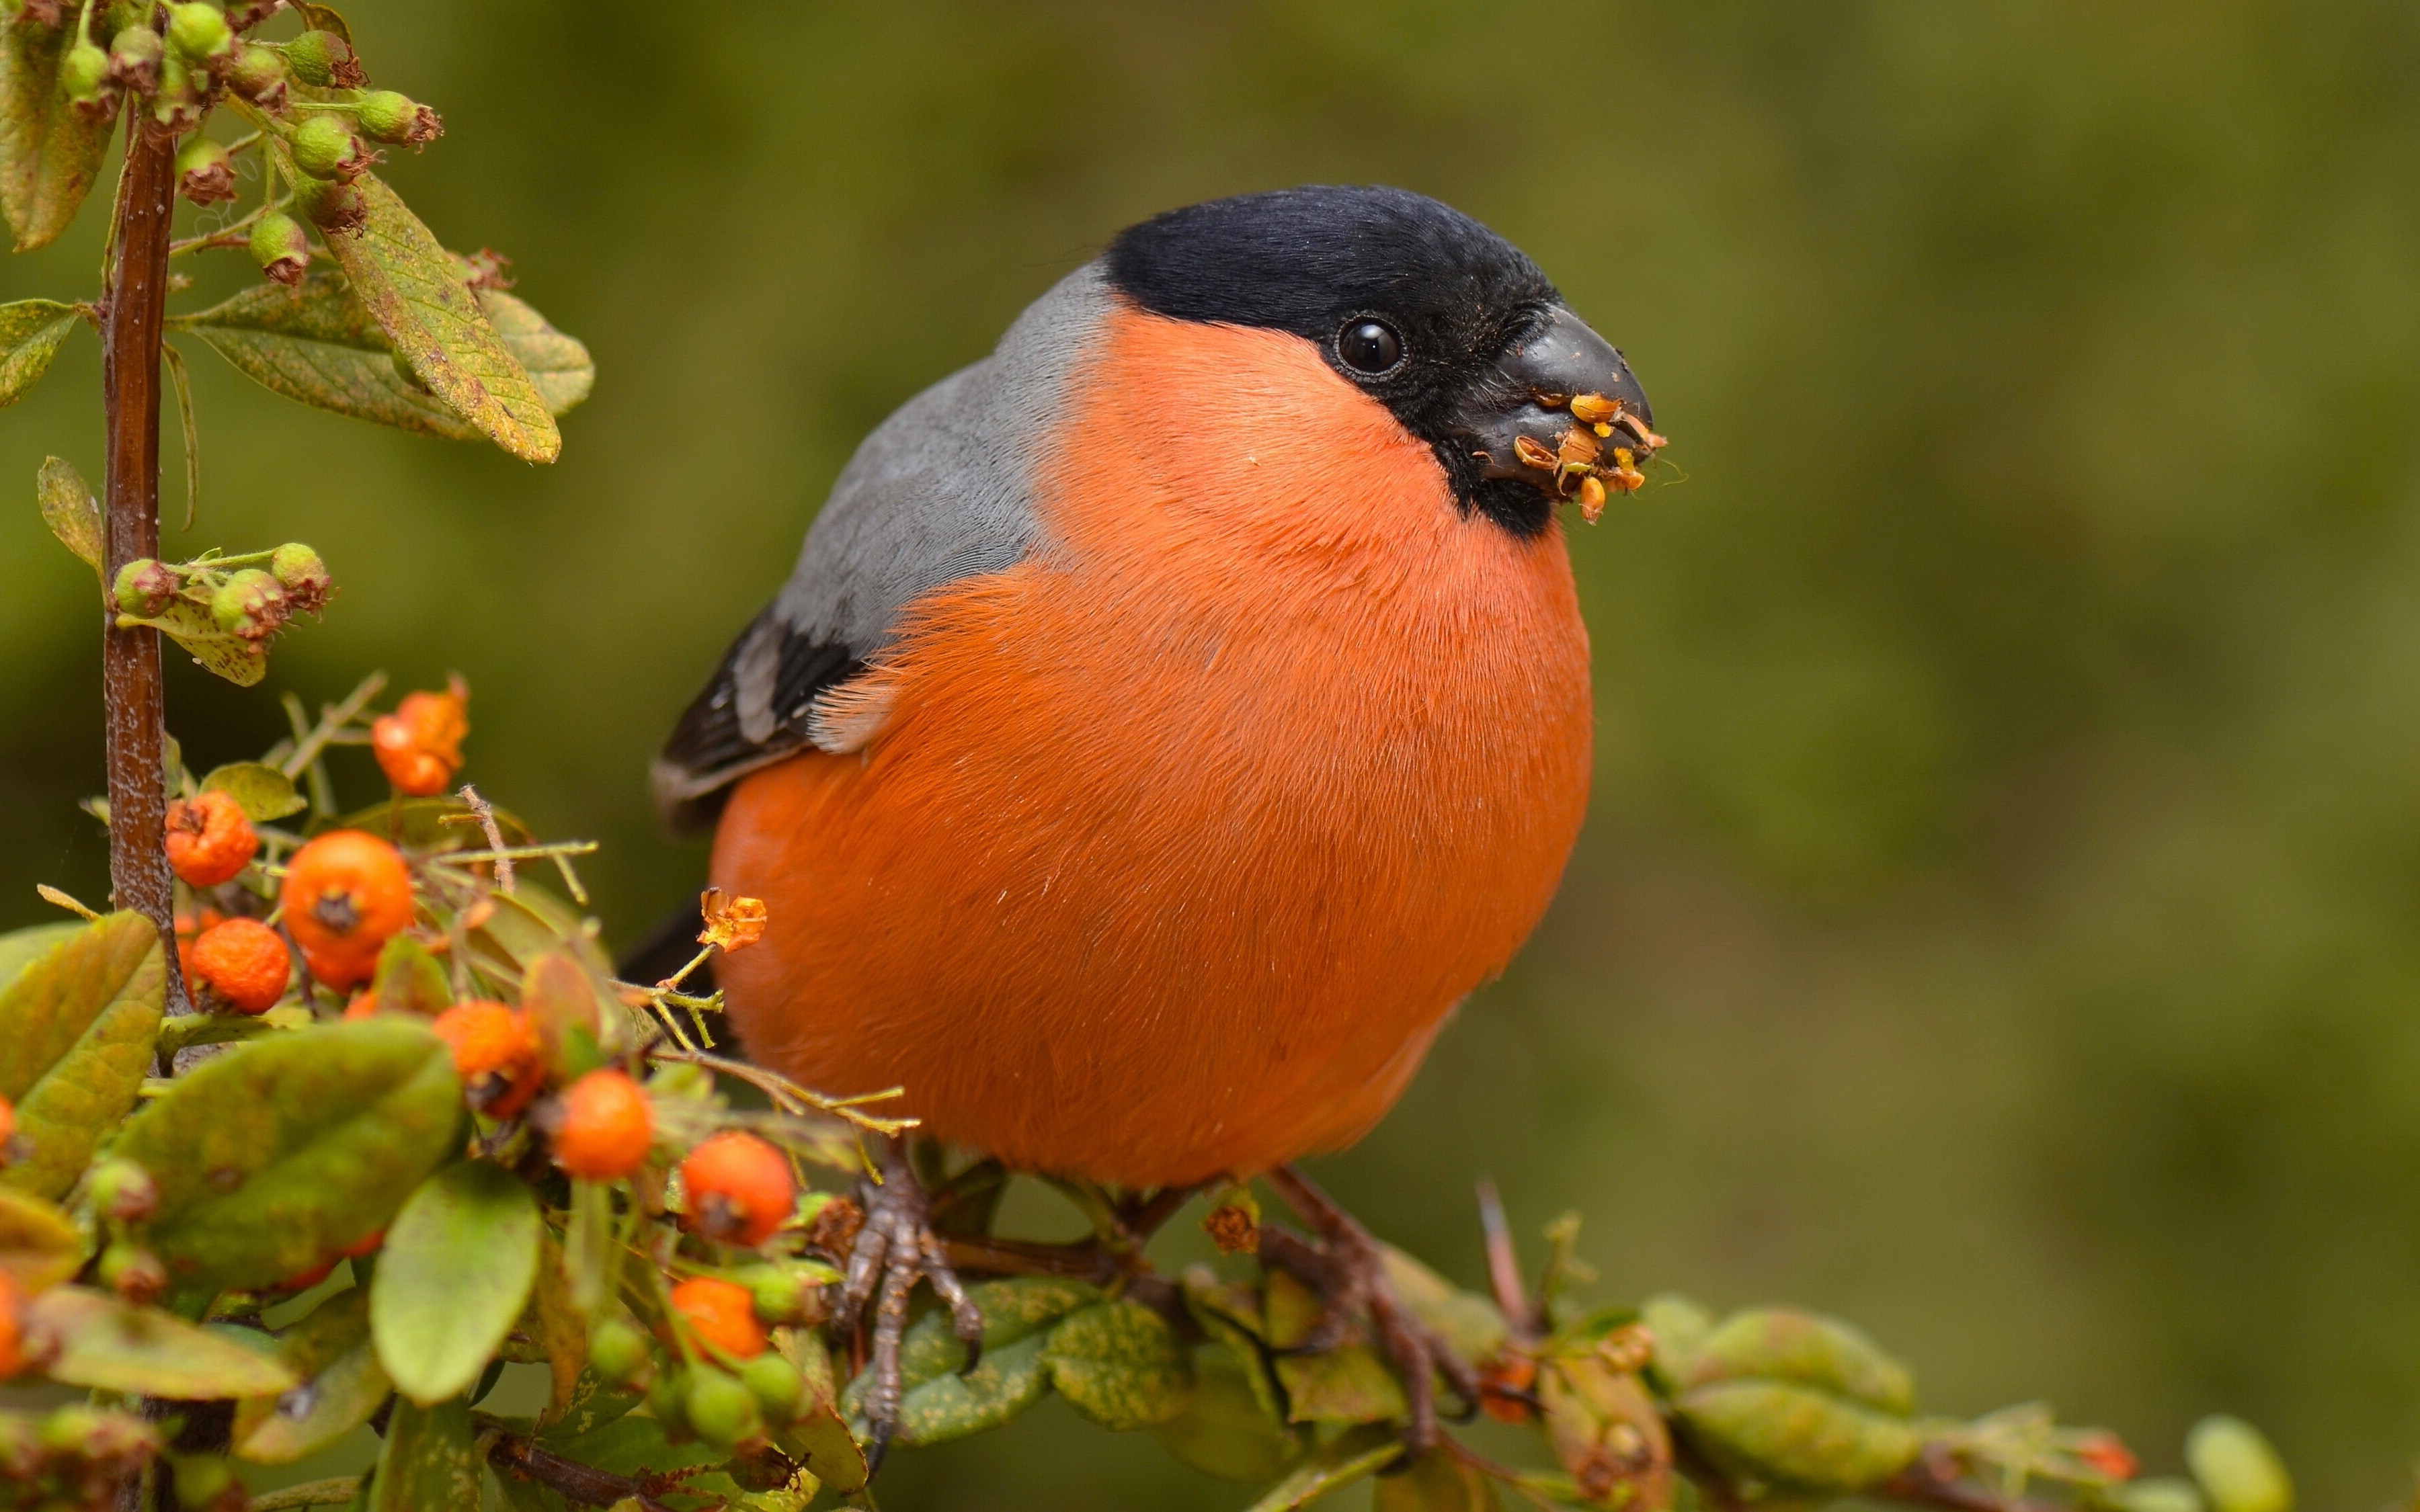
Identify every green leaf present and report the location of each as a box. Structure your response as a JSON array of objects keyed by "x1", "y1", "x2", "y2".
[
  {"x1": 1682, "y1": 1308, "x2": 1914, "y2": 1415},
  {"x1": 1674, "y1": 1379, "x2": 1922, "y2": 1493},
  {"x1": 0, "y1": 17, "x2": 109, "y2": 251},
  {"x1": 890, "y1": 1329, "x2": 1053, "y2": 1447},
  {"x1": 1381, "y1": 1246, "x2": 1508, "y2": 1362},
  {"x1": 118, "y1": 595, "x2": 271, "y2": 687},
  {"x1": 770, "y1": 1329, "x2": 866, "y2": 1494},
  {"x1": 840, "y1": 1275, "x2": 1098, "y2": 1414},
  {"x1": 530, "y1": 1231, "x2": 587, "y2": 1427},
  {"x1": 295, "y1": 3, "x2": 352, "y2": 44},
  {"x1": 1153, "y1": 1343, "x2": 1302, "y2": 1484},
  {"x1": 28, "y1": 1286, "x2": 298, "y2": 1398},
  {"x1": 172, "y1": 271, "x2": 589, "y2": 446},
  {"x1": 1042, "y1": 1299, "x2": 1193, "y2": 1431},
  {"x1": 0, "y1": 299, "x2": 76, "y2": 405},
  {"x1": 233, "y1": 1286, "x2": 395, "y2": 1464},
  {"x1": 1542, "y1": 1355, "x2": 1675, "y2": 1508},
  {"x1": 370, "y1": 935, "x2": 450, "y2": 1017},
  {"x1": 1275, "y1": 1343, "x2": 1408, "y2": 1426},
  {"x1": 0, "y1": 1183, "x2": 85, "y2": 1292},
  {"x1": 1640, "y1": 1293, "x2": 1715, "y2": 1394},
  {"x1": 531, "y1": 1411, "x2": 719, "y2": 1482},
  {"x1": 372, "y1": 1159, "x2": 542, "y2": 1405},
  {"x1": 1240, "y1": 1423, "x2": 1402, "y2": 1512},
  {"x1": 304, "y1": 169, "x2": 561, "y2": 462},
  {"x1": 366, "y1": 1395, "x2": 482, "y2": 1512},
  {"x1": 201, "y1": 761, "x2": 309, "y2": 823},
  {"x1": 0, "y1": 911, "x2": 165, "y2": 1201},
  {"x1": 2187, "y1": 1416, "x2": 2292, "y2": 1512},
  {"x1": 114, "y1": 1019, "x2": 463, "y2": 1292},
  {"x1": 36, "y1": 454, "x2": 99, "y2": 573},
  {"x1": 1373, "y1": 1447, "x2": 1506, "y2": 1512}
]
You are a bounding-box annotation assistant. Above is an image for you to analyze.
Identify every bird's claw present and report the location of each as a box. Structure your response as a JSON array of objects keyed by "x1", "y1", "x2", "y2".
[
  {"x1": 832, "y1": 1138, "x2": 984, "y2": 1476},
  {"x1": 1263, "y1": 1166, "x2": 1482, "y2": 1459}
]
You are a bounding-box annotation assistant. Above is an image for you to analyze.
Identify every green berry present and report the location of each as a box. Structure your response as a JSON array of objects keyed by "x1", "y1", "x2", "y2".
[
  {"x1": 107, "y1": 24, "x2": 161, "y2": 91},
  {"x1": 268, "y1": 542, "x2": 331, "y2": 612},
  {"x1": 97, "y1": 1241, "x2": 168, "y2": 1304},
  {"x1": 169, "y1": 1454, "x2": 234, "y2": 1510},
  {"x1": 737, "y1": 1353, "x2": 804, "y2": 1423},
  {"x1": 164, "y1": 3, "x2": 231, "y2": 62},
  {"x1": 281, "y1": 28, "x2": 358, "y2": 87},
  {"x1": 222, "y1": 40, "x2": 284, "y2": 103},
  {"x1": 210, "y1": 568, "x2": 288, "y2": 640},
  {"x1": 249, "y1": 212, "x2": 310, "y2": 285},
  {"x1": 174, "y1": 135, "x2": 235, "y2": 205},
  {"x1": 588, "y1": 1317, "x2": 651, "y2": 1386},
  {"x1": 683, "y1": 1366, "x2": 762, "y2": 1451},
  {"x1": 290, "y1": 113, "x2": 366, "y2": 180},
  {"x1": 296, "y1": 177, "x2": 365, "y2": 235},
  {"x1": 86, "y1": 1157, "x2": 159, "y2": 1223},
  {"x1": 61, "y1": 38, "x2": 110, "y2": 103},
  {"x1": 645, "y1": 1367, "x2": 690, "y2": 1438},
  {"x1": 354, "y1": 89, "x2": 440, "y2": 145},
  {"x1": 112, "y1": 559, "x2": 177, "y2": 619}
]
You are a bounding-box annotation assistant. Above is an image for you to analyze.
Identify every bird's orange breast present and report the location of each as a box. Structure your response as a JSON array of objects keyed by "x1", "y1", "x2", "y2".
[{"x1": 712, "y1": 304, "x2": 1592, "y2": 1185}]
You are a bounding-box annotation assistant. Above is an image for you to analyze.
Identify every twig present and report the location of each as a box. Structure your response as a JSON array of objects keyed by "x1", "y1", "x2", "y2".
[
  {"x1": 1476, "y1": 1178, "x2": 1539, "y2": 1339},
  {"x1": 276, "y1": 671, "x2": 388, "y2": 780},
  {"x1": 1884, "y1": 1454, "x2": 2074, "y2": 1512},
  {"x1": 937, "y1": 1233, "x2": 1123, "y2": 1283},
  {"x1": 645, "y1": 1046, "x2": 916, "y2": 1136},
  {"x1": 454, "y1": 784, "x2": 514, "y2": 894},
  {"x1": 487, "y1": 1431, "x2": 679, "y2": 1512}
]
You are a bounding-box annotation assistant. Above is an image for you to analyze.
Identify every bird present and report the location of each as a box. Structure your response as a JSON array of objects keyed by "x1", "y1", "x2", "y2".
[{"x1": 650, "y1": 183, "x2": 1659, "y2": 1458}]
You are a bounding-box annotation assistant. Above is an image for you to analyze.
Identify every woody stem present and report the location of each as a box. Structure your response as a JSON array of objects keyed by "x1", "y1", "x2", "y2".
[{"x1": 100, "y1": 112, "x2": 186, "y2": 1011}]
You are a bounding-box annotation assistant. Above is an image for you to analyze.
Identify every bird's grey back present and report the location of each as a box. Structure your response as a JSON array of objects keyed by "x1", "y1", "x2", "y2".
[{"x1": 651, "y1": 260, "x2": 1112, "y2": 831}]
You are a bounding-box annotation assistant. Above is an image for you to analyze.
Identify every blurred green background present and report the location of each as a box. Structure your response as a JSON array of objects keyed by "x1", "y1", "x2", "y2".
[{"x1": 6, "y1": 1, "x2": 2419, "y2": 1506}]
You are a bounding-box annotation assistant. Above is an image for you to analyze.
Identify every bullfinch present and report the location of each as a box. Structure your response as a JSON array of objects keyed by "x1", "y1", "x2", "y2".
[{"x1": 651, "y1": 184, "x2": 1660, "y2": 1456}]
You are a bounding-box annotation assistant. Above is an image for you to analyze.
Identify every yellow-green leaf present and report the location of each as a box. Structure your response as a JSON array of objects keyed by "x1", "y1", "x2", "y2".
[
  {"x1": 370, "y1": 935, "x2": 450, "y2": 1017},
  {"x1": 2187, "y1": 1416, "x2": 2292, "y2": 1512},
  {"x1": 0, "y1": 1184, "x2": 83, "y2": 1292},
  {"x1": 0, "y1": 918, "x2": 83, "y2": 996},
  {"x1": 366, "y1": 1395, "x2": 482, "y2": 1512},
  {"x1": 28, "y1": 1286, "x2": 297, "y2": 1398},
  {"x1": 200, "y1": 762, "x2": 308, "y2": 823},
  {"x1": 0, "y1": 298, "x2": 76, "y2": 404},
  {"x1": 171, "y1": 271, "x2": 588, "y2": 445},
  {"x1": 114, "y1": 1019, "x2": 462, "y2": 1292},
  {"x1": 309, "y1": 169, "x2": 559, "y2": 461},
  {"x1": 1683, "y1": 1308, "x2": 1914, "y2": 1415},
  {"x1": 372, "y1": 1159, "x2": 541, "y2": 1405},
  {"x1": 1042, "y1": 1299, "x2": 1192, "y2": 1431},
  {"x1": 0, "y1": 18, "x2": 109, "y2": 251},
  {"x1": 118, "y1": 596, "x2": 270, "y2": 687},
  {"x1": 1275, "y1": 1343, "x2": 1407, "y2": 1427},
  {"x1": 1154, "y1": 1343, "x2": 1302, "y2": 1484},
  {"x1": 0, "y1": 911, "x2": 165, "y2": 1200},
  {"x1": 1241, "y1": 1423, "x2": 1402, "y2": 1512},
  {"x1": 1374, "y1": 1446, "x2": 1506, "y2": 1512},
  {"x1": 36, "y1": 454, "x2": 99, "y2": 574},
  {"x1": 840, "y1": 1275, "x2": 1098, "y2": 1417},
  {"x1": 233, "y1": 1286, "x2": 393, "y2": 1464},
  {"x1": 1675, "y1": 1378, "x2": 1923, "y2": 1493},
  {"x1": 890, "y1": 1330, "x2": 1053, "y2": 1447},
  {"x1": 1381, "y1": 1245, "x2": 1508, "y2": 1362}
]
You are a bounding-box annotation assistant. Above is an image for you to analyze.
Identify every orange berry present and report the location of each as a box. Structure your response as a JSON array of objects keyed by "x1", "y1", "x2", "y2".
[
  {"x1": 336, "y1": 1228, "x2": 385, "y2": 1260},
  {"x1": 372, "y1": 679, "x2": 469, "y2": 796},
  {"x1": 273, "y1": 1259, "x2": 335, "y2": 1294},
  {"x1": 164, "y1": 790, "x2": 259, "y2": 888},
  {"x1": 341, "y1": 990, "x2": 376, "y2": 1021},
  {"x1": 0, "y1": 1272, "x2": 22, "y2": 1380},
  {"x1": 680, "y1": 1132, "x2": 794, "y2": 1249},
  {"x1": 0, "y1": 1095, "x2": 13, "y2": 1152},
  {"x1": 174, "y1": 907, "x2": 225, "y2": 983},
  {"x1": 669, "y1": 1276, "x2": 766, "y2": 1360},
  {"x1": 281, "y1": 830, "x2": 413, "y2": 989},
  {"x1": 189, "y1": 918, "x2": 290, "y2": 1015},
  {"x1": 430, "y1": 1000, "x2": 542, "y2": 1117},
  {"x1": 552, "y1": 1069, "x2": 655, "y2": 1179}
]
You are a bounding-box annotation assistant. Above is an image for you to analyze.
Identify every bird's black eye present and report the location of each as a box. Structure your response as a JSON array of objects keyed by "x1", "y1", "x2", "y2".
[{"x1": 1338, "y1": 319, "x2": 1403, "y2": 375}]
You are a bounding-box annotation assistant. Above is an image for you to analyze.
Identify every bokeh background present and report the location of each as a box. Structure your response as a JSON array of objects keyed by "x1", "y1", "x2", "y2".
[{"x1": 6, "y1": 2, "x2": 2419, "y2": 1506}]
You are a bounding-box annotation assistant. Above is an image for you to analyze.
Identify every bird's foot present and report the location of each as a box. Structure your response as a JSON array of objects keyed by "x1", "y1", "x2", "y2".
[
  {"x1": 1262, "y1": 1165, "x2": 1481, "y2": 1459},
  {"x1": 830, "y1": 1136, "x2": 983, "y2": 1476}
]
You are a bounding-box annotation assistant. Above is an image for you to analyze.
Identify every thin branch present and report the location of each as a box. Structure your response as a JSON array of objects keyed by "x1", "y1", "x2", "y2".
[
  {"x1": 645, "y1": 1046, "x2": 916, "y2": 1136},
  {"x1": 244, "y1": 1477, "x2": 361, "y2": 1511},
  {"x1": 276, "y1": 671, "x2": 388, "y2": 780},
  {"x1": 454, "y1": 784, "x2": 514, "y2": 894},
  {"x1": 487, "y1": 1431, "x2": 679, "y2": 1512}
]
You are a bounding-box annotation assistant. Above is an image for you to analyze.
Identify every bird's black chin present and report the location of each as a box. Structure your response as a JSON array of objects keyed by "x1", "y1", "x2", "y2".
[{"x1": 1465, "y1": 475, "x2": 1561, "y2": 538}]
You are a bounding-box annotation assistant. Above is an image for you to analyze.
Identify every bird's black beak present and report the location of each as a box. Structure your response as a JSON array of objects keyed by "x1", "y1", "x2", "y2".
[{"x1": 1456, "y1": 304, "x2": 1660, "y2": 515}]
